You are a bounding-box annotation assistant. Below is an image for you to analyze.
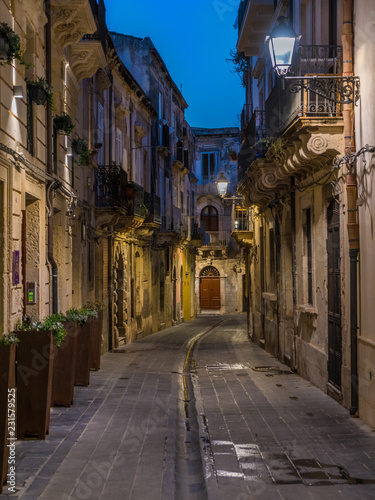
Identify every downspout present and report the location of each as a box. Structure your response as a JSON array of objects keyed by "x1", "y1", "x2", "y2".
[
  {"x1": 45, "y1": 0, "x2": 58, "y2": 314},
  {"x1": 342, "y1": 0, "x2": 359, "y2": 416},
  {"x1": 290, "y1": 177, "x2": 297, "y2": 370}
]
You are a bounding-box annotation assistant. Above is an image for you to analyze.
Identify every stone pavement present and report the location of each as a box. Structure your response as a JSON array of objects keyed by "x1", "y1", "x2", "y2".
[{"x1": 1, "y1": 314, "x2": 375, "y2": 500}]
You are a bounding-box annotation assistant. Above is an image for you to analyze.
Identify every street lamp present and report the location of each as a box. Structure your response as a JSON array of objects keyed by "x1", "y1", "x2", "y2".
[
  {"x1": 216, "y1": 172, "x2": 229, "y2": 197},
  {"x1": 266, "y1": 16, "x2": 298, "y2": 76},
  {"x1": 266, "y1": 17, "x2": 360, "y2": 105}
]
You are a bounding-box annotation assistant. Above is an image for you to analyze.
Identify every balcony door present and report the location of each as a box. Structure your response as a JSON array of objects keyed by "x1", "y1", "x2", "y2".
[{"x1": 201, "y1": 206, "x2": 218, "y2": 231}]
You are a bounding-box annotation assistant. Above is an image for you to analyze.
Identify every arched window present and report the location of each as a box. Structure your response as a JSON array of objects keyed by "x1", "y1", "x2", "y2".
[{"x1": 201, "y1": 205, "x2": 218, "y2": 231}]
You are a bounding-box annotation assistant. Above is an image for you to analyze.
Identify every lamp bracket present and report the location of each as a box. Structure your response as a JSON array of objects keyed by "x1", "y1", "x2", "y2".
[{"x1": 285, "y1": 75, "x2": 360, "y2": 105}]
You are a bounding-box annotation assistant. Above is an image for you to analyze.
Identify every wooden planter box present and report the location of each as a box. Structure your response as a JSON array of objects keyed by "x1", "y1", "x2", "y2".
[
  {"x1": 51, "y1": 321, "x2": 77, "y2": 407},
  {"x1": 0, "y1": 344, "x2": 16, "y2": 494},
  {"x1": 74, "y1": 321, "x2": 91, "y2": 387},
  {"x1": 90, "y1": 311, "x2": 103, "y2": 371},
  {"x1": 15, "y1": 331, "x2": 54, "y2": 440}
]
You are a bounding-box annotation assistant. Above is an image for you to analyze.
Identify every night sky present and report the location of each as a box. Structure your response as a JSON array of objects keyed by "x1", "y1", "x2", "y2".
[{"x1": 105, "y1": 0, "x2": 244, "y2": 129}]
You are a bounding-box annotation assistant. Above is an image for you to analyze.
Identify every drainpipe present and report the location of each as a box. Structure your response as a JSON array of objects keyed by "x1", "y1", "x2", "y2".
[
  {"x1": 342, "y1": 0, "x2": 359, "y2": 416},
  {"x1": 290, "y1": 177, "x2": 297, "y2": 370},
  {"x1": 45, "y1": 0, "x2": 58, "y2": 313}
]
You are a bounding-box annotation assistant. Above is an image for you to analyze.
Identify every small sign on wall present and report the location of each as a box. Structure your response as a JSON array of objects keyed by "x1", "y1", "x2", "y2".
[
  {"x1": 26, "y1": 282, "x2": 37, "y2": 305},
  {"x1": 12, "y1": 251, "x2": 19, "y2": 285}
]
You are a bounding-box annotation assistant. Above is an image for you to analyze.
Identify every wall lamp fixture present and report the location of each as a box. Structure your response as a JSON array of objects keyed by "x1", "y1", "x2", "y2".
[
  {"x1": 266, "y1": 17, "x2": 360, "y2": 105},
  {"x1": 13, "y1": 86, "x2": 24, "y2": 99}
]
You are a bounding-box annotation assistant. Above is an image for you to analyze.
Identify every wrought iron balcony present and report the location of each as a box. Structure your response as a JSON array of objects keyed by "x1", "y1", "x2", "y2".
[
  {"x1": 231, "y1": 201, "x2": 253, "y2": 247},
  {"x1": 95, "y1": 165, "x2": 145, "y2": 231},
  {"x1": 239, "y1": 110, "x2": 266, "y2": 183},
  {"x1": 297, "y1": 45, "x2": 343, "y2": 77},
  {"x1": 143, "y1": 192, "x2": 161, "y2": 226}
]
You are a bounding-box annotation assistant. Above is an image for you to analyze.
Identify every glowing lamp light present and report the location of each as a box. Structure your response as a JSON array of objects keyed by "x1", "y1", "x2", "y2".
[
  {"x1": 216, "y1": 172, "x2": 229, "y2": 197},
  {"x1": 266, "y1": 17, "x2": 298, "y2": 76}
]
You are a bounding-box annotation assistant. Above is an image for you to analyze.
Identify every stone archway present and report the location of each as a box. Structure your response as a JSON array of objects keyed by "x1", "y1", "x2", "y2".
[{"x1": 200, "y1": 266, "x2": 221, "y2": 310}]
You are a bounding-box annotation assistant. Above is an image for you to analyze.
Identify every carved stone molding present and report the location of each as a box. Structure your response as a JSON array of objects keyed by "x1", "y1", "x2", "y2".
[
  {"x1": 51, "y1": 0, "x2": 97, "y2": 49},
  {"x1": 69, "y1": 41, "x2": 106, "y2": 82},
  {"x1": 115, "y1": 101, "x2": 130, "y2": 118},
  {"x1": 238, "y1": 119, "x2": 344, "y2": 207}
]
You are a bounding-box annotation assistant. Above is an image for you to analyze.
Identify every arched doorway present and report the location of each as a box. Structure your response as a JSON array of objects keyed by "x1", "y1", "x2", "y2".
[{"x1": 200, "y1": 266, "x2": 220, "y2": 311}]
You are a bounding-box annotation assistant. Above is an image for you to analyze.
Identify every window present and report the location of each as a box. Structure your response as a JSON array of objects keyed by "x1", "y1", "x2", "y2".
[
  {"x1": 201, "y1": 153, "x2": 216, "y2": 183},
  {"x1": 303, "y1": 208, "x2": 313, "y2": 304},
  {"x1": 116, "y1": 128, "x2": 123, "y2": 165},
  {"x1": 97, "y1": 102, "x2": 104, "y2": 164},
  {"x1": 158, "y1": 92, "x2": 163, "y2": 145},
  {"x1": 201, "y1": 205, "x2": 218, "y2": 231}
]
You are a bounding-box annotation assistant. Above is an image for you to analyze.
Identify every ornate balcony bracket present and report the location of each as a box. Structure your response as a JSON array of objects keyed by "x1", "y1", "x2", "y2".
[
  {"x1": 286, "y1": 76, "x2": 360, "y2": 105},
  {"x1": 51, "y1": 0, "x2": 97, "y2": 49},
  {"x1": 69, "y1": 40, "x2": 106, "y2": 82},
  {"x1": 231, "y1": 230, "x2": 254, "y2": 248},
  {"x1": 238, "y1": 122, "x2": 344, "y2": 207}
]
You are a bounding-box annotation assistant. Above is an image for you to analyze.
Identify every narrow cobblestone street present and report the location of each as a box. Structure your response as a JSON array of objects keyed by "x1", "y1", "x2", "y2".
[{"x1": 2, "y1": 315, "x2": 375, "y2": 500}]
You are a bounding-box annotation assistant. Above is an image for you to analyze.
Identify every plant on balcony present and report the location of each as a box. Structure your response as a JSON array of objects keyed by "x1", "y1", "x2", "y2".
[
  {"x1": 226, "y1": 48, "x2": 249, "y2": 88},
  {"x1": 72, "y1": 138, "x2": 98, "y2": 165},
  {"x1": 26, "y1": 77, "x2": 54, "y2": 107},
  {"x1": 229, "y1": 148, "x2": 238, "y2": 161},
  {"x1": 0, "y1": 23, "x2": 25, "y2": 66},
  {"x1": 54, "y1": 113, "x2": 75, "y2": 135}
]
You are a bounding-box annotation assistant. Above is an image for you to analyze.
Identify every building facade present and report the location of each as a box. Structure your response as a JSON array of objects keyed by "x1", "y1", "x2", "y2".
[
  {"x1": 193, "y1": 128, "x2": 246, "y2": 315},
  {"x1": 236, "y1": 0, "x2": 375, "y2": 427},
  {"x1": 0, "y1": 0, "x2": 202, "y2": 353}
]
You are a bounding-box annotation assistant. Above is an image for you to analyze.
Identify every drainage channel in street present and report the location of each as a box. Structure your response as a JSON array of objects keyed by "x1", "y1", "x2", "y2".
[{"x1": 172, "y1": 319, "x2": 226, "y2": 500}]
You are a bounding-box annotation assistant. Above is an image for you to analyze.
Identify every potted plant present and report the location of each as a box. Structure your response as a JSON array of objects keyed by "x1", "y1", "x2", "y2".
[
  {"x1": 73, "y1": 307, "x2": 98, "y2": 386},
  {"x1": 0, "y1": 334, "x2": 18, "y2": 494},
  {"x1": 14, "y1": 315, "x2": 66, "y2": 439},
  {"x1": 0, "y1": 23, "x2": 25, "y2": 66},
  {"x1": 72, "y1": 138, "x2": 98, "y2": 166},
  {"x1": 123, "y1": 181, "x2": 138, "y2": 200},
  {"x1": 229, "y1": 148, "x2": 238, "y2": 161},
  {"x1": 85, "y1": 300, "x2": 104, "y2": 371},
  {"x1": 26, "y1": 77, "x2": 53, "y2": 107},
  {"x1": 54, "y1": 113, "x2": 75, "y2": 135},
  {"x1": 50, "y1": 312, "x2": 78, "y2": 408}
]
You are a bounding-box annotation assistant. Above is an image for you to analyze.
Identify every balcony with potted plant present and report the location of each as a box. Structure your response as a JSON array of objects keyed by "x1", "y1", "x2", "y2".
[
  {"x1": 0, "y1": 23, "x2": 25, "y2": 66},
  {"x1": 53, "y1": 113, "x2": 75, "y2": 135},
  {"x1": 26, "y1": 77, "x2": 53, "y2": 106}
]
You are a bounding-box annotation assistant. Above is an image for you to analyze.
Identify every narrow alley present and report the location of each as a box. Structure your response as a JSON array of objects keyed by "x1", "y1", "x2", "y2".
[{"x1": 2, "y1": 315, "x2": 375, "y2": 500}]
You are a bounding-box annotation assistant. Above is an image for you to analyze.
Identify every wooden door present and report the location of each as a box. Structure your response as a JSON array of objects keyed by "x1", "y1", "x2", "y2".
[
  {"x1": 200, "y1": 278, "x2": 220, "y2": 310},
  {"x1": 327, "y1": 199, "x2": 342, "y2": 389}
]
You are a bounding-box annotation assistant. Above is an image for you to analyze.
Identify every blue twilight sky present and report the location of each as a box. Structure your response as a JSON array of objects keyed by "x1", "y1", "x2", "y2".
[{"x1": 105, "y1": 0, "x2": 244, "y2": 129}]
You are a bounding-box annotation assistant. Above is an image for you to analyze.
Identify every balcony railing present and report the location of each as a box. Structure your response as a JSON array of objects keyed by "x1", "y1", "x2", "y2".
[
  {"x1": 232, "y1": 202, "x2": 252, "y2": 232},
  {"x1": 239, "y1": 110, "x2": 267, "y2": 183},
  {"x1": 144, "y1": 192, "x2": 161, "y2": 225},
  {"x1": 96, "y1": 164, "x2": 126, "y2": 208},
  {"x1": 95, "y1": 165, "x2": 144, "y2": 217},
  {"x1": 297, "y1": 45, "x2": 343, "y2": 77},
  {"x1": 206, "y1": 231, "x2": 229, "y2": 247}
]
